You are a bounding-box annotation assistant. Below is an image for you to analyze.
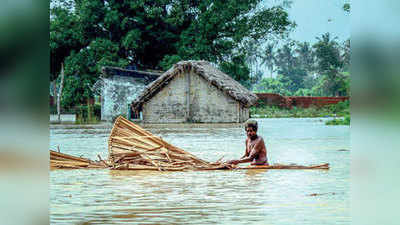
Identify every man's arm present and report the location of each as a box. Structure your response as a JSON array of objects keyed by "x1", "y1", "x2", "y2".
[
  {"x1": 230, "y1": 139, "x2": 262, "y2": 165},
  {"x1": 234, "y1": 149, "x2": 258, "y2": 164}
]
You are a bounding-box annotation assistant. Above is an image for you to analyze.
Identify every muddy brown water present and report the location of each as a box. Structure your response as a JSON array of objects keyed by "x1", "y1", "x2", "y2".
[{"x1": 50, "y1": 118, "x2": 349, "y2": 224}]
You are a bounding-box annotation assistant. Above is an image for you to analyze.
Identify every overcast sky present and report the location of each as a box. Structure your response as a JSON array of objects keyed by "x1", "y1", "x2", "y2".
[{"x1": 287, "y1": 0, "x2": 350, "y2": 43}]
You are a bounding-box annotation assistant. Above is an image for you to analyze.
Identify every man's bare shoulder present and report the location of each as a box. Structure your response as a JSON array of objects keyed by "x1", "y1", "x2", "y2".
[
  {"x1": 255, "y1": 136, "x2": 266, "y2": 147},
  {"x1": 256, "y1": 136, "x2": 264, "y2": 142}
]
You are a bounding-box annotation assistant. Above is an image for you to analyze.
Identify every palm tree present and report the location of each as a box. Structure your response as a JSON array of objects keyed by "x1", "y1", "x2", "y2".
[
  {"x1": 244, "y1": 39, "x2": 265, "y2": 90},
  {"x1": 262, "y1": 43, "x2": 276, "y2": 78},
  {"x1": 245, "y1": 40, "x2": 260, "y2": 76},
  {"x1": 275, "y1": 43, "x2": 296, "y2": 74},
  {"x1": 313, "y1": 33, "x2": 343, "y2": 96},
  {"x1": 295, "y1": 41, "x2": 314, "y2": 74},
  {"x1": 313, "y1": 33, "x2": 342, "y2": 74},
  {"x1": 341, "y1": 39, "x2": 350, "y2": 71}
]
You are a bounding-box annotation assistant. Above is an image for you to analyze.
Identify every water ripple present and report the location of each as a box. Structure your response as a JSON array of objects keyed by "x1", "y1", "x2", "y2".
[{"x1": 50, "y1": 118, "x2": 349, "y2": 224}]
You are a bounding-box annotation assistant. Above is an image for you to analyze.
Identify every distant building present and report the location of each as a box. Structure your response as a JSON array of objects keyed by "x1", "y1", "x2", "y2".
[
  {"x1": 131, "y1": 60, "x2": 258, "y2": 123},
  {"x1": 93, "y1": 66, "x2": 161, "y2": 121}
]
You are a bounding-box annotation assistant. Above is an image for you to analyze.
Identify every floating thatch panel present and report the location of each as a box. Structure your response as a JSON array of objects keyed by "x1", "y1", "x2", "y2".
[
  {"x1": 50, "y1": 150, "x2": 107, "y2": 169},
  {"x1": 108, "y1": 116, "x2": 220, "y2": 171},
  {"x1": 107, "y1": 116, "x2": 330, "y2": 171}
]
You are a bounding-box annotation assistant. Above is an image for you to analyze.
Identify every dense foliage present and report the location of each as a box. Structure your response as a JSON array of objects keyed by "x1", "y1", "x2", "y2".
[
  {"x1": 254, "y1": 35, "x2": 350, "y2": 97},
  {"x1": 50, "y1": 0, "x2": 294, "y2": 108}
]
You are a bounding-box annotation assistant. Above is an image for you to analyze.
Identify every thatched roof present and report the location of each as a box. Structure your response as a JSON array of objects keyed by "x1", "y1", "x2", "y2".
[{"x1": 132, "y1": 60, "x2": 258, "y2": 110}]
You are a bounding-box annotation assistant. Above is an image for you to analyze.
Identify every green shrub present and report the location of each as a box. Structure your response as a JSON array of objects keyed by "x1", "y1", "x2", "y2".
[
  {"x1": 328, "y1": 100, "x2": 350, "y2": 116},
  {"x1": 250, "y1": 100, "x2": 350, "y2": 120},
  {"x1": 75, "y1": 104, "x2": 101, "y2": 124},
  {"x1": 50, "y1": 103, "x2": 101, "y2": 124},
  {"x1": 325, "y1": 114, "x2": 350, "y2": 125},
  {"x1": 251, "y1": 105, "x2": 335, "y2": 118}
]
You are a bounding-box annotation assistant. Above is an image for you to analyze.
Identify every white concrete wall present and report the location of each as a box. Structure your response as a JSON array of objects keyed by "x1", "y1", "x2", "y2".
[{"x1": 101, "y1": 75, "x2": 147, "y2": 121}]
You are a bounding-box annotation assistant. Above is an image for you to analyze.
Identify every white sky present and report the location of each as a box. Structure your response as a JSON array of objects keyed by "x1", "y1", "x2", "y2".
[{"x1": 288, "y1": 0, "x2": 350, "y2": 43}]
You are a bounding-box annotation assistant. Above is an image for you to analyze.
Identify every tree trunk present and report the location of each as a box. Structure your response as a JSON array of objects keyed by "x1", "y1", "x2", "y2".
[
  {"x1": 57, "y1": 63, "x2": 65, "y2": 123},
  {"x1": 51, "y1": 80, "x2": 57, "y2": 105}
]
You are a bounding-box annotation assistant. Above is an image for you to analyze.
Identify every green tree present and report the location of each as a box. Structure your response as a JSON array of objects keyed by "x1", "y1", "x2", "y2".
[
  {"x1": 295, "y1": 41, "x2": 314, "y2": 74},
  {"x1": 219, "y1": 54, "x2": 251, "y2": 89},
  {"x1": 274, "y1": 42, "x2": 307, "y2": 92},
  {"x1": 50, "y1": 3, "x2": 83, "y2": 81},
  {"x1": 170, "y1": 1, "x2": 293, "y2": 66},
  {"x1": 253, "y1": 76, "x2": 293, "y2": 96},
  {"x1": 313, "y1": 33, "x2": 344, "y2": 96},
  {"x1": 262, "y1": 43, "x2": 276, "y2": 78},
  {"x1": 342, "y1": 39, "x2": 350, "y2": 71},
  {"x1": 343, "y1": 3, "x2": 350, "y2": 13},
  {"x1": 50, "y1": 0, "x2": 294, "y2": 106},
  {"x1": 243, "y1": 39, "x2": 265, "y2": 89},
  {"x1": 255, "y1": 34, "x2": 349, "y2": 97}
]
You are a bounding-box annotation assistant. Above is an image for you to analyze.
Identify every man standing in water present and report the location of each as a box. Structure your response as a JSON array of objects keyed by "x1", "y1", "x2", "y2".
[{"x1": 227, "y1": 120, "x2": 269, "y2": 166}]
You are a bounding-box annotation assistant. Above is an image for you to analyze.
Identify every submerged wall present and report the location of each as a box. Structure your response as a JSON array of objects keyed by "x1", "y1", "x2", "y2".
[
  {"x1": 188, "y1": 70, "x2": 241, "y2": 123},
  {"x1": 142, "y1": 72, "x2": 187, "y2": 123},
  {"x1": 142, "y1": 71, "x2": 248, "y2": 123},
  {"x1": 101, "y1": 75, "x2": 147, "y2": 121}
]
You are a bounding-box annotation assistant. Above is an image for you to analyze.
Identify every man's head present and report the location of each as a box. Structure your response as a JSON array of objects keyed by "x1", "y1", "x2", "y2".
[{"x1": 245, "y1": 120, "x2": 258, "y2": 139}]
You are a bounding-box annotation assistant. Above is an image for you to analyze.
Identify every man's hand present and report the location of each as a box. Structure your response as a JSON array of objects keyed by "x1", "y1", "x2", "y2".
[{"x1": 226, "y1": 160, "x2": 240, "y2": 165}]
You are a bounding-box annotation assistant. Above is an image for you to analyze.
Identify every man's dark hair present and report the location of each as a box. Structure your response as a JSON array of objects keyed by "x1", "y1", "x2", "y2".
[{"x1": 245, "y1": 120, "x2": 258, "y2": 131}]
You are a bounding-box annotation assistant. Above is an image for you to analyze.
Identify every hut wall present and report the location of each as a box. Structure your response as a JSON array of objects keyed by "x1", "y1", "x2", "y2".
[
  {"x1": 142, "y1": 70, "x2": 244, "y2": 123},
  {"x1": 239, "y1": 105, "x2": 249, "y2": 123},
  {"x1": 142, "y1": 72, "x2": 187, "y2": 123},
  {"x1": 101, "y1": 75, "x2": 147, "y2": 121},
  {"x1": 188, "y1": 70, "x2": 240, "y2": 123},
  {"x1": 142, "y1": 72, "x2": 249, "y2": 123}
]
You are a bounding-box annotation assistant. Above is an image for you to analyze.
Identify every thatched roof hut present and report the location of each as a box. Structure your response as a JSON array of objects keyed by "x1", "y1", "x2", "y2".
[
  {"x1": 131, "y1": 60, "x2": 257, "y2": 123},
  {"x1": 132, "y1": 60, "x2": 258, "y2": 109}
]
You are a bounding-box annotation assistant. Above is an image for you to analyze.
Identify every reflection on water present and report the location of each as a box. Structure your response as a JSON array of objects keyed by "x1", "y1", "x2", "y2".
[{"x1": 50, "y1": 118, "x2": 349, "y2": 224}]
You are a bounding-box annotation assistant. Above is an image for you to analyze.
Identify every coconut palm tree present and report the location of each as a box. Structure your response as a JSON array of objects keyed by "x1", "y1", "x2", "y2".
[
  {"x1": 295, "y1": 41, "x2": 315, "y2": 74},
  {"x1": 262, "y1": 43, "x2": 276, "y2": 78}
]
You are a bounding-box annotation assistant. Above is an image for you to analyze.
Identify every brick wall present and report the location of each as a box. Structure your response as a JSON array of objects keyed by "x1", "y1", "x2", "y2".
[
  {"x1": 255, "y1": 93, "x2": 286, "y2": 106},
  {"x1": 255, "y1": 93, "x2": 349, "y2": 108},
  {"x1": 289, "y1": 96, "x2": 349, "y2": 108}
]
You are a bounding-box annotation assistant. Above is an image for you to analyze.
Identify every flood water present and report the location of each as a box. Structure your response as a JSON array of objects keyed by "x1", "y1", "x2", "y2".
[{"x1": 50, "y1": 118, "x2": 350, "y2": 225}]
